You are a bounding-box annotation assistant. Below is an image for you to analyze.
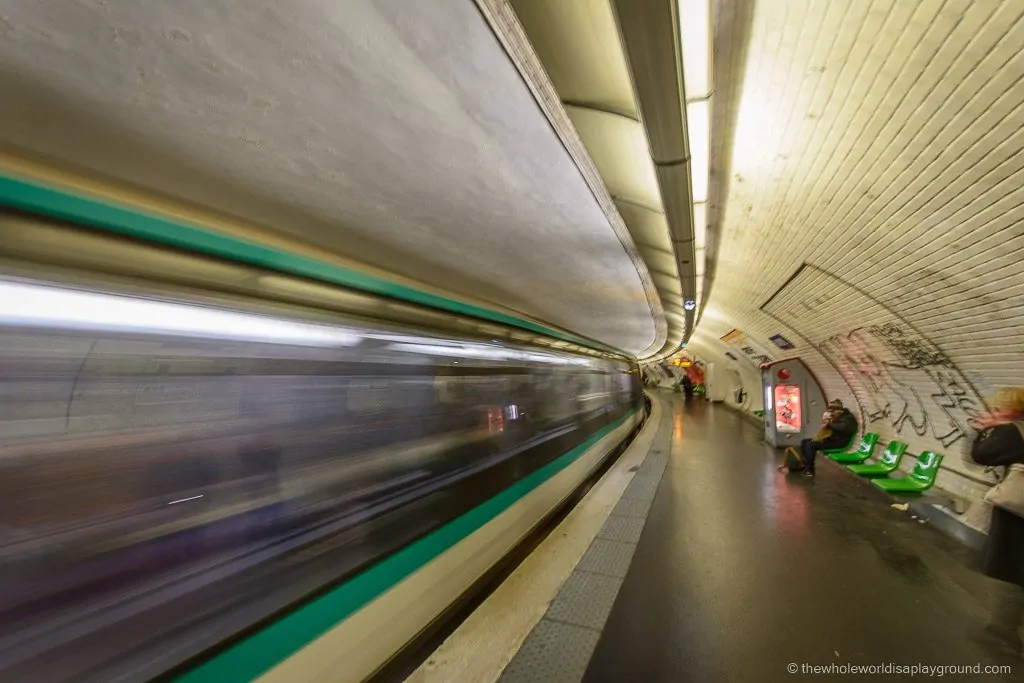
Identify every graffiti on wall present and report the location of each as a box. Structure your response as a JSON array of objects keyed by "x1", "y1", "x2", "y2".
[
  {"x1": 815, "y1": 323, "x2": 985, "y2": 448},
  {"x1": 761, "y1": 263, "x2": 992, "y2": 456}
]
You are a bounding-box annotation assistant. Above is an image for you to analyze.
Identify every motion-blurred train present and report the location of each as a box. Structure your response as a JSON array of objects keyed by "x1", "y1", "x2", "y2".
[{"x1": 0, "y1": 210, "x2": 645, "y2": 682}]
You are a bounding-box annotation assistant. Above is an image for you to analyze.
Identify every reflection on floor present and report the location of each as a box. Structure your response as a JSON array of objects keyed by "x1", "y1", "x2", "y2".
[{"x1": 584, "y1": 395, "x2": 1018, "y2": 683}]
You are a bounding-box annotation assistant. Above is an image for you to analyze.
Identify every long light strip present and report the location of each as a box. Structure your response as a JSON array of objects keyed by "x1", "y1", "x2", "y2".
[
  {"x1": 688, "y1": 99, "x2": 710, "y2": 314},
  {"x1": 693, "y1": 203, "x2": 707, "y2": 312},
  {"x1": 681, "y1": 0, "x2": 713, "y2": 318},
  {"x1": 680, "y1": 0, "x2": 711, "y2": 100},
  {"x1": 0, "y1": 280, "x2": 362, "y2": 347},
  {"x1": 693, "y1": 202, "x2": 707, "y2": 251},
  {"x1": 687, "y1": 100, "x2": 710, "y2": 205}
]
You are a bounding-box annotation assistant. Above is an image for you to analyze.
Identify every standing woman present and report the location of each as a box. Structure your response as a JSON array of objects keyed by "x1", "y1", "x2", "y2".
[{"x1": 969, "y1": 388, "x2": 1024, "y2": 656}]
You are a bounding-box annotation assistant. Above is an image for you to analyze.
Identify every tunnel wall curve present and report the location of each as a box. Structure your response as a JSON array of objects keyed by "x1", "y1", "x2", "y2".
[{"x1": 690, "y1": 255, "x2": 1023, "y2": 532}]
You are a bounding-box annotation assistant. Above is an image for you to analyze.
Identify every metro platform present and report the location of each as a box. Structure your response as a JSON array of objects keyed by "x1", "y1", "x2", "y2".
[{"x1": 408, "y1": 392, "x2": 1020, "y2": 683}]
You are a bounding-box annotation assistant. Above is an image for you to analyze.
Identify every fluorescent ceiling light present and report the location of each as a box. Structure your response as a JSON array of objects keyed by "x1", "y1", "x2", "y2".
[
  {"x1": 680, "y1": 0, "x2": 711, "y2": 100},
  {"x1": 693, "y1": 202, "x2": 707, "y2": 249},
  {"x1": 687, "y1": 100, "x2": 710, "y2": 203},
  {"x1": 0, "y1": 279, "x2": 362, "y2": 347}
]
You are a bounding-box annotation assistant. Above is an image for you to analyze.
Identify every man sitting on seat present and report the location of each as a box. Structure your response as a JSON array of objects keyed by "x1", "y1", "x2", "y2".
[{"x1": 799, "y1": 399, "x2": 858, "y2": 478}]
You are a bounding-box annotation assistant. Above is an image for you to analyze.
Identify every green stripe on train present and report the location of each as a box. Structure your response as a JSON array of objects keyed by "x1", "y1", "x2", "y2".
[
  {"x1": 176, "y1": 409, "x2": 638, "y2": 683},
  {"x1": 0, "y1": 173, "x2": 618, "y2": 355}
]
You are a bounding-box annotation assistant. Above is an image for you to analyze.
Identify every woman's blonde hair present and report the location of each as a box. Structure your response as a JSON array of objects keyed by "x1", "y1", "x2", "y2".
[{"x1": 992, "y1": 388, "x2": 1024, "y2": 413}]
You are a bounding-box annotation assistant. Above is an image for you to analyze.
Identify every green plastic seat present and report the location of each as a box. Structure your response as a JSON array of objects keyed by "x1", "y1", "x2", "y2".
[
  {"x1": 827, "y1": 432, "x2": 880, "y2": 463},
  {"x1": 846, "y1": 441, "x2": 908, "y2": 477},
  {"x1": 872, "y1": 451, "x2": 944, "y2": 495}
]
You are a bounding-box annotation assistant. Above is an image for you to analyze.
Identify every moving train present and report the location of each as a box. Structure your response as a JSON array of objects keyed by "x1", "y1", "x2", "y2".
[{"x1": 0, "y1": 210, "x2": 645, "y2": 682}]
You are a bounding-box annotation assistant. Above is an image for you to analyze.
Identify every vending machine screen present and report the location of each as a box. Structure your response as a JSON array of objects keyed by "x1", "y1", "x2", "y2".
[{"x1": 774, "y1": 385, "x2": 802, "y2": 433}]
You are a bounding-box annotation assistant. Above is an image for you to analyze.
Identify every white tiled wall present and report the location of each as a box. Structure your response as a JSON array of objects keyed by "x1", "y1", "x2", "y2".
[{"x1": 690, "y1": 0, "x2": 1024, "y2": 532}]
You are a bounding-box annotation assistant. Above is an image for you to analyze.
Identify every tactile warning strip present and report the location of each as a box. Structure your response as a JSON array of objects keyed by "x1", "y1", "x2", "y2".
[
  {"x1": 575, "y1": 538, "x2": 636, "y2": 579},
  {"x1": 496, "y1": 619, "x2": 601, "y2": 683},
  {"x1": 609, "y1": 495, "x2": 652, "y2": 520},
  {"x1": 497, "y1": 406, "x2": 673, "y2": 683}
]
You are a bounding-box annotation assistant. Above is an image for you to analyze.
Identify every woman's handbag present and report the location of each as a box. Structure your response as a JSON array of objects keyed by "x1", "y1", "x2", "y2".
[{"x1": 983, "y1": 423, "x2": 1024, "y2": 517}]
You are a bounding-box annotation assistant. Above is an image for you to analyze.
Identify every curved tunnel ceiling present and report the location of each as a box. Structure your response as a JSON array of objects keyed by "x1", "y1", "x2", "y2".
[
  {"x1": 503, "y1": 0, "x2": 697, "y2": 362},
  {"x1": 685, "y1": 0, "x2": 1024, "y2": 529},
  {"x1": 0, "y1": 0, "x2": 665, "y2": 355}
]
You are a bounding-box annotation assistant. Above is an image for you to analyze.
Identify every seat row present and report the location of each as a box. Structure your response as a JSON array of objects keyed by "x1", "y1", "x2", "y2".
[{"x1": 822, "y1": 433, "x2": 944, "y2": 495}]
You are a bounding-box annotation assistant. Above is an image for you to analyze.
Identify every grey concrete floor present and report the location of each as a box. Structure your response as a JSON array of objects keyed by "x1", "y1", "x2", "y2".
[{"x1": 583, "y1": 395, "x2": 1021, "y2": 683}]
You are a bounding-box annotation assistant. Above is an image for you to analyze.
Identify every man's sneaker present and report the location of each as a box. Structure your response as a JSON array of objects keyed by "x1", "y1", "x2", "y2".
[{"x1": 801, "y1": 470, "x2": 815, "y2": 478}]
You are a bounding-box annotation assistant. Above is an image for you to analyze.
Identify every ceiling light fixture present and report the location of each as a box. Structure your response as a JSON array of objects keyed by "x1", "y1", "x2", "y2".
[
  {"x1": 680, "y1": 0, "x2": 713, "y2": 314},
  {"x1": 680, "y1": 0, "x2": 711, "y2": 99},
  {"x1": 686, "y1": 99, "x2": 710, "y2": 203}
]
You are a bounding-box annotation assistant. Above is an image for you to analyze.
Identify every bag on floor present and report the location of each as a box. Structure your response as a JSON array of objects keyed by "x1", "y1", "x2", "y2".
[{"x1": 783, "y1": 446, "x2": 805, "y2": 472}]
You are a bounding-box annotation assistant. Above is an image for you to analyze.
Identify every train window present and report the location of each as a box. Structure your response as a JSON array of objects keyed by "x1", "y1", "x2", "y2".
[
  {"x1": 346, "y1": 378, "x2": 419, "y2": 413},
  {"x1": 346, "y1": 378, "x2": 384, "y2": 413},
  {"x1": 434, "y1": 376, "x2": 459, "y2": 404},
  {"x1": 131, "y1": 378, "x2": 243, "y2": 429}
]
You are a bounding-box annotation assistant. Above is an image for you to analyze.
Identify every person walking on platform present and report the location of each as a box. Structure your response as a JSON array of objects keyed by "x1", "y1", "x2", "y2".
[
  {"x1": 968, "y1": 388, "x2": 1024, "y2": 657},
  {"x1": 798, "y1": 399, "x2": 858, "y2": 478},
  {"x1": 681, "y1": 374, "x2": 694, "y2": 400}
]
